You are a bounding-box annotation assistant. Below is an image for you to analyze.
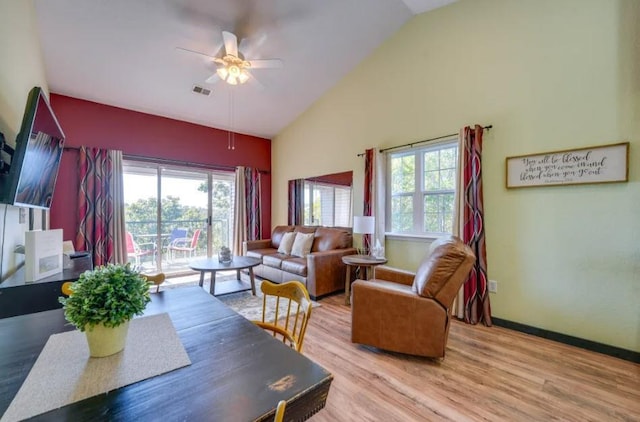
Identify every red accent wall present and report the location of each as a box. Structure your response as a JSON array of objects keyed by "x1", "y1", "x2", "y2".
[
  {"x1": 306, "y1": 171, "x2": 352, "y2": 186},
  {"x1": 49, "y1": 94, "x2": 271, "y2": 241}
]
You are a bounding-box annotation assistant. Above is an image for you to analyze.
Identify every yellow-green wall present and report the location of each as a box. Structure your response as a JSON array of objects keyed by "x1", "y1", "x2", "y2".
[
  {"x1": 0, "y1": 0, "x2": 49, "y2": 278},
  {"x1": 273, "y1": 0, "x2": 639, "y2": 352}
]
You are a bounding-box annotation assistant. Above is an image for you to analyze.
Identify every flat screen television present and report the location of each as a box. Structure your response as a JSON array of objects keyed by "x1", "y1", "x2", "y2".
[{"x1": 0, "y1": 87, "x2": 65, "y2": 209}]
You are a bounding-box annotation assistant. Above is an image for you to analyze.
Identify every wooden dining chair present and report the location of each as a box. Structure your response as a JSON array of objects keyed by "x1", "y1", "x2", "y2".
[
  {"x1": 143, "y1": 273, "x2": 166, "y2": 293},
  {"x1": 61, "y1": 281, "x2": 73, "y2": 296},
  {"x1": 274, "y1": 400, "x2": 286, "y2": 422},
  {"x1": 253, "y1": 280, "x2": 312, "y2": 354}
]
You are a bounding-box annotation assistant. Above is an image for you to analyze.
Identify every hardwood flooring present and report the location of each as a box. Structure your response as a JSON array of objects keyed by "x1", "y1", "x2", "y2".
[{"x1": 304, "y1": 294, "x2": 640, "y2": 422}]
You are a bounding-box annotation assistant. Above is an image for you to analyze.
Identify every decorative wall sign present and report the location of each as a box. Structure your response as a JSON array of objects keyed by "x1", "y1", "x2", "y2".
[{"x1": 506, "y1": 142, "x2": 629, "y2": 188}]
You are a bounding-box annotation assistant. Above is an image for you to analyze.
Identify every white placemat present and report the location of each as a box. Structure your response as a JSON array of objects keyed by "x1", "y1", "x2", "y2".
[{"x1": 2, "y1": 313, "x2": 191, "y2": 422}]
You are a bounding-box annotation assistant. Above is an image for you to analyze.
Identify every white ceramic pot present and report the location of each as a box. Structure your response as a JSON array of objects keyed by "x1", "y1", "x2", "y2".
[{"x1": 84, "y1": 320, "x2": 130, "y2": 357}]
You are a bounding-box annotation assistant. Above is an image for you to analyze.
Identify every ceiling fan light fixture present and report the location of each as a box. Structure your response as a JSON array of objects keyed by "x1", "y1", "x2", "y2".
[
  {"x1": 238, "y1": 69, "x2": 250, "y2": 84},
  {"x1": 217, "y1": 67, "x2": 229, "y2": 80}
]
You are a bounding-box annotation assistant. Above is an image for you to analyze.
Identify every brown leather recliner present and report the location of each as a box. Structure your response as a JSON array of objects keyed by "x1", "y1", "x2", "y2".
[{"x1": 351, "y1": 235, "x2": 475, "y2": 358}]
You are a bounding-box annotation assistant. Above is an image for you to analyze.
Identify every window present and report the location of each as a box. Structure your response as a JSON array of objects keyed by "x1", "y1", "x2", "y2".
[
  {"x1": 303, "y1": 181, "x2": 352, "y2": 227},
  {"x1": 387, "y1": 139, "x2": 458, "y2": 235}
]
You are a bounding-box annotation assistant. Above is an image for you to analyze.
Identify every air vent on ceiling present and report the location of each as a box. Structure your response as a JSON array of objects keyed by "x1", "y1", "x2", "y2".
[{"x1": 192, "y1": 85, "x2": 211, "y2": 96}]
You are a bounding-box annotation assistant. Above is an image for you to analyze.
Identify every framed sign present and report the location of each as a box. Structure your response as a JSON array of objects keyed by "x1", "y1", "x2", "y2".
[{"x1": 506, "y1": 142, "x2": 629, "y2": 189}]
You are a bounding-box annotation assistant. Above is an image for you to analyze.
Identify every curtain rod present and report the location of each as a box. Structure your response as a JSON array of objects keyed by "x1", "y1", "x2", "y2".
[
  {"x1": 63, "y1": 147, "x2": 269, "y2": 174},
  {"x1": 357, "y1": 124, "x2": 493, "y2": 156},
  {"x1": 124, "y1": 153, "x2": 270, "y2": 175}
]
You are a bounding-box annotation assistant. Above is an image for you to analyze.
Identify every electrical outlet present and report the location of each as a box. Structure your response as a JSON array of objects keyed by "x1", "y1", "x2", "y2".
[
  {"x1": 18, "y1": 208, "x2": 26, "y2": 224},
  {"x1": 488, "y1": 279, "x2": 498, "y2": 293}
]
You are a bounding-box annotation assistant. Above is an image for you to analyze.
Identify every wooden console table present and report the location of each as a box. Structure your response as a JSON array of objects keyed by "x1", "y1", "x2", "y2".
[{"x1": 0, "y1": 255, "x2": 92, "y2": 319}]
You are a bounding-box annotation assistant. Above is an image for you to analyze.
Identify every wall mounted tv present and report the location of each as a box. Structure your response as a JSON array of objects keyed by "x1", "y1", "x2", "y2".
[{"x1": 0, "y1": 87, "x2": 65, "y2": 209}]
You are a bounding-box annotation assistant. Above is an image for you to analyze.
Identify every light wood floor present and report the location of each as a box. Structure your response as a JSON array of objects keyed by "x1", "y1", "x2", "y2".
[{"x1": 305, "y1": 294, "x2": 640, "y2": 422}]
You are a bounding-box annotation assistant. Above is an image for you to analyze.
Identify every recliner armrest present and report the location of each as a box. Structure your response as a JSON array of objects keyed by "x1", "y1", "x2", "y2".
[
  {"x1": 352, "y1": 278, "x2": 416, "y2": 298},
  {"x1": 243, "y1": 239, "x2": 272, "y2": 254},
  {"x1": 371, "y1": 265, "x2": 415, "y2": 286}
]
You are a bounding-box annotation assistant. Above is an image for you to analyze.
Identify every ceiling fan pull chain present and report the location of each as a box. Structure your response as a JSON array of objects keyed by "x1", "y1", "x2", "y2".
[{"x1": 232, "y1": 89, "x2": 235, "y2": 150}]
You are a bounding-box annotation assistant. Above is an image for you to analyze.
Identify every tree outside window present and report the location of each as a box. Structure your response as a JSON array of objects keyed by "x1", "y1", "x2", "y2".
[{"x1": 388, "y1": 140, "x2": 458, "y2": 235}]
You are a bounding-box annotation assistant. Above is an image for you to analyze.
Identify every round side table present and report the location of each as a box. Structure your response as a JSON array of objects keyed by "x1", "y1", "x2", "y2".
[{"x1": 342, "y1": 254, "x2": 387, "y2": 305}]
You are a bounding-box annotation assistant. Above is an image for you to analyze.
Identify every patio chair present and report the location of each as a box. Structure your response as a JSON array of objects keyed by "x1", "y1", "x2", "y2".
[
  {"x1": 167, "y1": 228, "x2": 201, "y2": 261},
  {"x1": 126, "y1": 231, "x2": 155, "y2": 267},
  {"x1": 164, "y1": 227, "x2": 188, "y2": 261}
]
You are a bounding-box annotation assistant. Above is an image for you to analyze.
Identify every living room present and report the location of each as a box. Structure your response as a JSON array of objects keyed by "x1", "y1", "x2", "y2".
[{"x1": 0, "y1": 0, "x2": 638, "y2": 420}]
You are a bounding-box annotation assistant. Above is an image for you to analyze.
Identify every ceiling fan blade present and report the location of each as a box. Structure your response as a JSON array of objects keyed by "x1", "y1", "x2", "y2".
[
  {"x1": 205, "y1": 73, "x2": 220, "y2": 84},
  {"x1": 175, "y1": 46, "x2": 217, "y2": 60},
  {"x1": 248, "y1": 59, "x2": 284, "y2": 69},
  {"x1": 222, "y1": 31, "x2": 238, "y2": 57},
  {"x1": 247, "y1": 72, "x2": 265, "y2": 91}
]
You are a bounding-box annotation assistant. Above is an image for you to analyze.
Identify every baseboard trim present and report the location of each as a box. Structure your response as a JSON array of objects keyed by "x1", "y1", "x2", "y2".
[{"x1": 491, "y1": 317, "x2": 639, "y2": 364}]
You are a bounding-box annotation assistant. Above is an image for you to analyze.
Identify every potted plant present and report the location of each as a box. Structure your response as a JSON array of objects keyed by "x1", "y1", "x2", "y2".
[{"x1": 59, "y1": 263, "x2": 151, "y2": 357}]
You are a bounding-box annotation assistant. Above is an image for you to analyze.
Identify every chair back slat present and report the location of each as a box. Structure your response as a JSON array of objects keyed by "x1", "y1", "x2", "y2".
[{"x1": 253, "y1": 280, "x2": 313, "y2": 353}]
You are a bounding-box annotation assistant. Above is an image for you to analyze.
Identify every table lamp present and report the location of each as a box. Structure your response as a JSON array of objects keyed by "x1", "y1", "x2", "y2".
[{"x1": 353, "y1": 216, "x2": 375, "y2": 255}]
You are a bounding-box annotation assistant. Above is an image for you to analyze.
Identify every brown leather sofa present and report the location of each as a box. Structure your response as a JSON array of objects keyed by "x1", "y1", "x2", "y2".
[
  {"x1": 243, "y1": 225, "x2": 357, "y2": 299},
  {"x1": 351, "y1": 235, "x2": 475, "y2": 358}
]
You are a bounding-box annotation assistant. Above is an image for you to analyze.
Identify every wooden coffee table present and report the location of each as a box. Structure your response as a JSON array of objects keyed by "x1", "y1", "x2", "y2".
[
  {"x1": 189, "y1": 256, "x2": 261, "y2": 296},
  {"x1": 342, "y1": 254, "x2": 387, "y2": 305}
]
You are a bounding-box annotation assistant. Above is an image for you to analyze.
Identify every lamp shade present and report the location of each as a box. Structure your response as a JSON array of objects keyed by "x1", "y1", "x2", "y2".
[{"x1": 353, "y1": 216, "x2": 375, "y2": 235}]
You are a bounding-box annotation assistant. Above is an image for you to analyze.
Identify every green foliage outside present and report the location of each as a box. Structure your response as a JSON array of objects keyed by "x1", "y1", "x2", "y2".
[
  {"x1": 125, "y1": 180, "x2": 233, "y2": 253},
  {"x1": 390, "y1": 146, "x2": 458, "y2": 233},
  {"x1": 125, "y1": 195, "x2": 206, "y2": 236},
  {"x1": 59, "y1": 264, "x2": 151, "y2": 331}
]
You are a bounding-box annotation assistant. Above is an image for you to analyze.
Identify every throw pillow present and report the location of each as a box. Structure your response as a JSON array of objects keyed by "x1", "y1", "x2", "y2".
[
  {"x1": 291, "y1": 232, "x2": 315, "y2": 258},
  {"x1": 277, "y1": 232, "x2": 296, "y2": 255}
]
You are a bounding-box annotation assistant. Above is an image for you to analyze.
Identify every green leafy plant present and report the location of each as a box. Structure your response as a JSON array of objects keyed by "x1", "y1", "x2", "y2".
[{"x1": 59, "y1": 263, "x2": 151, "y2": 331}]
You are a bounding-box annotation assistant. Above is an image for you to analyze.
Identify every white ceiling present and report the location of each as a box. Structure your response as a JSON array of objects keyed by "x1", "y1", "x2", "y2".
[{"x1": 34, "y1": 0, "x2": 456, "y2": 139}]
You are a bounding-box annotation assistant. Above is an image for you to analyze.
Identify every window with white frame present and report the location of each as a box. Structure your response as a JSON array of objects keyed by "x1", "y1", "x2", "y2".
[{"x1": 387, "y1": 139, "x2": 458, "y2": 235}]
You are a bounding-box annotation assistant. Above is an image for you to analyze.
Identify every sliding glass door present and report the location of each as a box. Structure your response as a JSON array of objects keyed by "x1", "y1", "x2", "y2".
[{"x1": 123, "y1": 161, "x2": 234, "y2": 275}]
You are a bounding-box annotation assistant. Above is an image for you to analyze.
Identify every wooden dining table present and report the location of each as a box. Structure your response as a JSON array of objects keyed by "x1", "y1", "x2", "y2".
[{"x1": 0, "y1": 287, "x2": 333, "y2": 421}]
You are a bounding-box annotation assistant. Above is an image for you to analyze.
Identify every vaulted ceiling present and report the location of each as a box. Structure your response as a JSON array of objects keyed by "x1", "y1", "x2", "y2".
[{"x1": 34, "y1": 0, "x2": 456, "y2": 139}]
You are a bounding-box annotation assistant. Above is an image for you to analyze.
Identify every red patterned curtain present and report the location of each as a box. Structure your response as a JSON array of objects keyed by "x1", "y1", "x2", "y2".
[
  {"x1": 460, "y1": 125, "x2": 492, "y2": 326},
  {"x1": 362, "y1": 148, "x2": 374, "y2": 253},
  {"x1": 75, "y1": 147, "x2": 124, "y2": 266},
  {"x1": 244, "y1": 167, "x2": 262, "y2": 241},
  {"x1": 288, "y1": 178, "x2": 304, "y2": 225}
]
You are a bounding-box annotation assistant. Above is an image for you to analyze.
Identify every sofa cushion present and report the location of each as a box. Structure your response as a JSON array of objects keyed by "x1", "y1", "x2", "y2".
[
  {"x1": 277, "y1": 232, "x2": 296, "y2": 255},
  {"x1": 312, "y1": 227, "x2": 352, "y2": 252},
  {"x1": 281, "y1": 257, "x2": 308, "y2": 277},
  {"x1": 291, "y1": 232, "x2": 314, "y2": 258},
  {"x1": 263, "y1": 254, "x2": 289, "y2": 269},
  {"x1": 412, "y1": 236, "x2": 472, "y2": 299},
  {"x1": 271, "y1": 226, "x2": 296, "y2": 249},
  {"x1": 246, "y1": 248, "x2": 277, "y2": 260}
]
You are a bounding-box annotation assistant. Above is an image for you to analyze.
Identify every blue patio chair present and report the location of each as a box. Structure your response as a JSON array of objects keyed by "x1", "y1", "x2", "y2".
[{"x1": 165, "y1": 228, "x2": 188, "y2": 261}]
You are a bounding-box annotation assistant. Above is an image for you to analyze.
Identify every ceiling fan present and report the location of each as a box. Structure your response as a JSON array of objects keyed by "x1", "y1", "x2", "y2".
[{"x1": 178, "y1": 31, "x2": 283, "y2": 86}]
